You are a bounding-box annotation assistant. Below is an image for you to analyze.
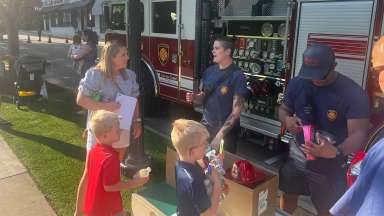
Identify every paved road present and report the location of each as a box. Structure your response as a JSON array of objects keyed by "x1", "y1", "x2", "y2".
[{"x1": 0, "y1": 34, "x2": 97, "y2": 90}]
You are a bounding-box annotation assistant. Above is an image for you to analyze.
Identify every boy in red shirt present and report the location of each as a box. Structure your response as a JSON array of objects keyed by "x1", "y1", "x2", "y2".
[{"x1": 83, "y1": 110, "x2": 149, "y2": 216}]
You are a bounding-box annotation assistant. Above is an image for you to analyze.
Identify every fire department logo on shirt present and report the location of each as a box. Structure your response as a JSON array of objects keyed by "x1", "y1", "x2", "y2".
[
  {"x1": 220, "y1": 86, "x2": 229, "y2": 95},
  {"x1": 158, "y1": 44, "x2": 169, "y2": 66},
  {"x1": 327, "y1": 110, "x2": 338, "y2": 122}
]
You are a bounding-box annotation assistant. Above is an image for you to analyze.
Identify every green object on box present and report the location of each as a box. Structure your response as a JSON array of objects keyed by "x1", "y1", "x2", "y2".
[{"x1": 136, "y1": 182, "x2": 177, "y2": 215}]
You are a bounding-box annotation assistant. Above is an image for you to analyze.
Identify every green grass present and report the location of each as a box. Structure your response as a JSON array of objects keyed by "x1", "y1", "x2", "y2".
[{"x1": 0, "y1": 84, "x2": 169, "y2": 216}]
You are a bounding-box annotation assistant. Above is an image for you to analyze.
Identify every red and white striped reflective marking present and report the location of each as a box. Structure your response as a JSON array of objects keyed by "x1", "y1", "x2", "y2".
[{"x1": 307, "y1": 33, "x2": 369, "y2": 61}]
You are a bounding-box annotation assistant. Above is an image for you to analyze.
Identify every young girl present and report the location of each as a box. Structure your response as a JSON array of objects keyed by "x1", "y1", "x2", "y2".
[{"x1": 67, "y1": 34, "x2": 85, "y2": 74}]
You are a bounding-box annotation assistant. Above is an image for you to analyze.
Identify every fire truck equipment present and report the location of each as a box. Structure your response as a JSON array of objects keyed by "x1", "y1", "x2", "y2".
[
  {"x1": 278, "y1": 23, "x2": 286, "y2": 37},
  {"x1": 261, "y1": 23, "x2": 274, "y2": 37},
  {"x1": 102, "y1": 0, "x2": 382, "y2": 158}
]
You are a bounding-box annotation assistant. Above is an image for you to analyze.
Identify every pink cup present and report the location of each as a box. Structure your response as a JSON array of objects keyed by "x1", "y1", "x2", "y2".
[{"x1": 302, "y1": 125, "x2": 315, "y2": 160}]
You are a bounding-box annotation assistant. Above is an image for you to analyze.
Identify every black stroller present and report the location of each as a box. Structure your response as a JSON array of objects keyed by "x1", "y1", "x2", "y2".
[{"x1": 14, "y1": 55, "x2": 46, "y2": 109}]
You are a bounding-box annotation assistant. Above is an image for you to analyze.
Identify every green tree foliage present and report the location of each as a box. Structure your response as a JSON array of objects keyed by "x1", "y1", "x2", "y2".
[
  {"x1": 0, "y1": 0, "x2": 8, "y2": 33},
  {"x1": 0, "y1": 0, "x2": 20, "y2": 56},
  {"x1": 19, "y1": 0, "x2": 43, "y2": 30},
  {"x1": 0, "y1": 0, "x2": 41, "y2": 56},
  {"x1": 0, "y1": 0, "x2": 42, "y2": 30}
]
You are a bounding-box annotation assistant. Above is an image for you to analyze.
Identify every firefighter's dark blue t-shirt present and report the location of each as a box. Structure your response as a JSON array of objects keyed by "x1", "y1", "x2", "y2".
[
  {"x1": 201, "y1": 64, "x2": 248, "y2": 130},
  {"x1": 283, "y1": 73, "x2": 370, "y2": 145},
  {"x1": 175, "y1": 161, "x2": 211, "y2": 216}
]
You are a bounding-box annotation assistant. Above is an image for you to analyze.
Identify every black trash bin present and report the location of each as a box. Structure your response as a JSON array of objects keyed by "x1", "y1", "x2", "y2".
[
  {"x1": 0, "y1": 55, "x2": 17, "y2": 115},
  {"x1": 0, "y1": 55, "x2": 16, "y2": 92},
  {"x1": 14, "y1": 55, "x2": 46, "y2": 109}
]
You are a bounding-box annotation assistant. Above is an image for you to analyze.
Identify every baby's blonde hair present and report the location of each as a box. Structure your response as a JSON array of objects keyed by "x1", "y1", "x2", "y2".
[
  {"x1": 90, "y1": 110, "x2": 120, "y2": 138},
  {"x1": 171, "y1": 119, "x2": 209, "y2": 159}
]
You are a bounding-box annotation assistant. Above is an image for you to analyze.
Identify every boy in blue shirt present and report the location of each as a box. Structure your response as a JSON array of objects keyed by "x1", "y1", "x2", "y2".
[{"x1": 171, "y1": 119, "x2": 224, "y2": 216}]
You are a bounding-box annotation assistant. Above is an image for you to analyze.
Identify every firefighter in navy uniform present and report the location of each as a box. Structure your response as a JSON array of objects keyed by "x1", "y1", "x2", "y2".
[
  {"x1": 186, "y1": 36, "x2": 249, "y2": 153},
  {"x1": 278, "y1": 44, "x2": 370, "y2": 215}
]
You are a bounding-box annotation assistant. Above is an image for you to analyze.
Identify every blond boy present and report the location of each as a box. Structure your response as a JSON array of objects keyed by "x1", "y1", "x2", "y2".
[
  {"x1": 83, "y1": 110, "x2": 149, "y2": 216},
  {"x1": 171, "y1": 119, "x2": 223, "y2": 216}
]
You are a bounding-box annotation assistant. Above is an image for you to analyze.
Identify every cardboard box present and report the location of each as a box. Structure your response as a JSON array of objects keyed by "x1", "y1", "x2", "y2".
[
  {"x1": 164, "y1": 148, "x2": 278, "y2": 216},
  {"x1": 131, "y1": 148, "x2": 178, "y2": 216},
  {"x1": 219, "y1": 151, "x2": 278, "y2": 216},
  {"x1": 131, "y1": 182, "x2": 177, "y2": 216},
  {"x1": 132, "y1": 147, "x2": 278, "y2": 216}
]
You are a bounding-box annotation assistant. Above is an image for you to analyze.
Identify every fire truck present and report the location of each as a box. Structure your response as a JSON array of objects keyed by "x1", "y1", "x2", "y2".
[{"x1": 102, "y1": 0, "x2": 384, "y2": 152}]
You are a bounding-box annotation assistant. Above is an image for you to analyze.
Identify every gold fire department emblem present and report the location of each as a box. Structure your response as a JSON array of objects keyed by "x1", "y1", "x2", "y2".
[
  {"x1": 327, "y1": 110, "x2": 338, "y2": 122},
  {"x1": 220, "y1": 86, "x2": 229, "y2": 95},
  {"x1": 158, "y1": 44, "x2": 169, "y2": 65}
]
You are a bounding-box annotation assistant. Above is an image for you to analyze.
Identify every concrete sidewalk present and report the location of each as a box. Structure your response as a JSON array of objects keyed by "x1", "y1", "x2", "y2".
[{"x1": 0, "y1": 136, "x2": 56, "y2": 216}]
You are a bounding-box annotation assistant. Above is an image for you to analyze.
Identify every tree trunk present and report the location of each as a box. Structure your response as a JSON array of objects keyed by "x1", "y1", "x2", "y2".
[
  {"x1": 127, "y1": 0, "x2": 144, "y2": 159},
  {"x1": 6, "y1": 0, "x2": 19, "y2": 57}
]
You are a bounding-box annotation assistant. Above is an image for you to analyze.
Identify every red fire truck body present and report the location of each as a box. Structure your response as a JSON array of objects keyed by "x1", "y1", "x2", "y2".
[{"x1": 103, "y1": 0, "x2": 384, "y2": 145}]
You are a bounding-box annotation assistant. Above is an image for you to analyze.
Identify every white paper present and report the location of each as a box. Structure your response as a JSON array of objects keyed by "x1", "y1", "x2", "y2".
[
  {"x1": 115, "y1": 93, "x2": 137, "y2": 130},
  {"x1": 112, "y1": 129, "x2": 130, "y2": 148},
  {"x1": 258, "y1": 189, "x2": 268, "y2": 215}
]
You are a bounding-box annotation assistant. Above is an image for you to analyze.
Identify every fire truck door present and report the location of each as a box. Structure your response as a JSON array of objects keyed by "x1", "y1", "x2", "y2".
[
  {"x1": 148, "y1": 0, "x2": 196, "y2": 102},
  {"x1": 149, "y1": 0, "x2": 181, "y2": 101},
  {"x1": 292, "y1": 0, "x2": 377, "y2": 88},
  {"x1": 178, "y1": 0, "x2": 196, "y2": 103}
]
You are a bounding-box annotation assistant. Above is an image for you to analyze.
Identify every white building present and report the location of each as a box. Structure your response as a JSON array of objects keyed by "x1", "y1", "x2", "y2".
[{"x1": 40, "y1": 0, "x2": 106, "y2": 38}]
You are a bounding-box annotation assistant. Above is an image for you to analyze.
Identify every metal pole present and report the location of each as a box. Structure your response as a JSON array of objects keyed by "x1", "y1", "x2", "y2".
[
  {"x1": 177, "y1": 0, "x2": 182, "y2": 100},
  {"x1": 122, "y1": 0, "x2": 151, "y2": 177}
]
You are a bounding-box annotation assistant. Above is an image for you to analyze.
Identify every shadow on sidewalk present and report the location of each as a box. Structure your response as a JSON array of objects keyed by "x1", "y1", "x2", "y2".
[{"x1": 0, "y1": 123, "x2": 85, "y2": 161}]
